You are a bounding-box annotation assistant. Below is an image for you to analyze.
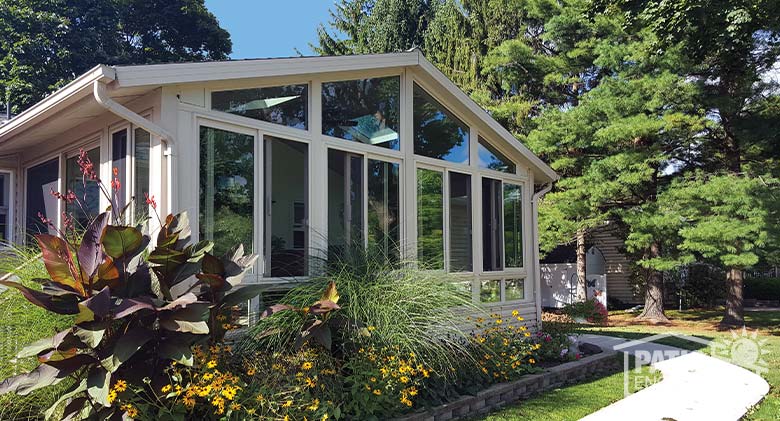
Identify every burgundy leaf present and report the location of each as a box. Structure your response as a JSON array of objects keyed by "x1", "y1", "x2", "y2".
[{"x1": 77, "y1": 213, "x2": 108, "y2": 279}]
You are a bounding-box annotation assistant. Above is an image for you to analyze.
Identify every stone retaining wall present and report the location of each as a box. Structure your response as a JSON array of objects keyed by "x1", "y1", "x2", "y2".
[{"x1": 395, "y1": 350, "x2": 622, "y2": 421}]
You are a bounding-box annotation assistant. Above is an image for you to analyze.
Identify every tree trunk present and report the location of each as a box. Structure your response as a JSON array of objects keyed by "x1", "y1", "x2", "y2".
[
  {"x1": 721, "y1": 267, "x2": 745, "y2": 326},
  {"x1": 636, "y1": 242, "x2": 669, "y2": 323},
  {"x1": 576, "y1": 229, "x2": 587, "y2": 302}
]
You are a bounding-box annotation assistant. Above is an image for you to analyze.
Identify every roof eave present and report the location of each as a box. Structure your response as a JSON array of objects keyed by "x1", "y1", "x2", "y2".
[{"x1": 0, "y1": 65, "x2": 116, "y2": 144}]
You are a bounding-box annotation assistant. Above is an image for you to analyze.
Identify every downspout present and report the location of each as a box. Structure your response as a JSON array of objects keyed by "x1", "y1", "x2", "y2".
[
  {"x1": 532, "y1": 182, "x2": 553, "y2": 330},
  {"x1": 93, "y1": 81, "x2": 175, "y2": 219}
]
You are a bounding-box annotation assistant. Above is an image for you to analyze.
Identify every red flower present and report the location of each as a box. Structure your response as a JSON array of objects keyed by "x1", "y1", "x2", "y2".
[{"x1": 144, "y1": 192, "x2": 157, "y2": 209}]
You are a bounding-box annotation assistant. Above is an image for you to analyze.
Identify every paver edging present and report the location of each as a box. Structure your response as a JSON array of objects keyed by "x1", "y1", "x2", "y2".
[{"x1": 394, "y1": 350, "x2": 621, "y2": 421}]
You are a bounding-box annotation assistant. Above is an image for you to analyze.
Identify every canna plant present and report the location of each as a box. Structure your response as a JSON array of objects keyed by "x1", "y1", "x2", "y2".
[{"x1": 0, "y1": 150, "x2": 261, "y2": 420}]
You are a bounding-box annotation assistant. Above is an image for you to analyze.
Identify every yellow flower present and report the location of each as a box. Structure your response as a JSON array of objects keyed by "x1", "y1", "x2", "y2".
[
  {"x1": 230, "y1": 403, "x2": 241, "y2": 411},
  {"x1": 512, "y1": 310, "x2": 519, "y2": 317},
  {"x1": 399, "y1": 376, "x2": 409, "y2": 383},
  {"x1": 367, "y1": 325, "x2": 376, "y2": 331},
  {"x1": 161, "y1": 384, "x2": 172, "y2": 393},
  {"x1": 207, "y1": 360, "x2": 217, "y2": 369},
  {"x1": 529, "y1": 358, "x2": 536, "y2": 364},
  {"x1": 202, "y1": 372, "x2": 214, "y2": 381},
  {"x1": 322, "y1": 414, "x2": 329, "y2": 421},
  {"x1": 246, "y1": 368, "x2": 256, "y2": 376},
  {"x1": 304, "y1": 377, "x2": 316, "y2": 388},
  {"x1": 495, "y1": 319, "x2": 503, "y2": 325},
  {"x1": 373, "y1": 389, "x2": 382, "y2": 395},
  {"x1": 307, "y1": 398, "x2": 320, "y2": 411},
  {"x1": 113, "y1": 379, "x2": 127, "y2": 392},
  {"x1": 107, "y1": 390, "x2": 117, "y2": 404},
  {"x1": 524, "y1": 332, "x2": 531, "y2": 337},
  {"x1": 282, "y1": 400, "x2": 293, "y2": 408},
  {"x1": 301, "y1": 361, "x2": 313, "y2": 370},
  {"x1": 183, "y1": 396, "x2": 196, "y2": 409},
  {"x1": 409, "y1": 386, "x2": 418, "y2": 396}
]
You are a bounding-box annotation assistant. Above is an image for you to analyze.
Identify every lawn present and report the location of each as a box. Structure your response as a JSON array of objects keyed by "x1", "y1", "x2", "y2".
[{"x1": 477, "y1": 309, "x2": 780, "y2": 421}]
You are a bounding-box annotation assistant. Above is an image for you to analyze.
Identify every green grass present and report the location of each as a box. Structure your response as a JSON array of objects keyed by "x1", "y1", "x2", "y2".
[
  {"x1": 477, "y1": 358, "x2": 658, "y2": 421},
  {"x1": 0, "y1": 244, "x2": 74, "y2": 420},
  {"x1": 477, "y1": 309, "x2": 780, "y2": 421}
]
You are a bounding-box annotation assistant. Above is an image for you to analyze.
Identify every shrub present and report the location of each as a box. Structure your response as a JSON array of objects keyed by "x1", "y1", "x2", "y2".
[
  {"x1": 467, "y1": 311, "x2": 541, "y2": 383},
  {"x1": 744, "y1": 277, "x2": 780, "y2": 300},
  {"x1": 0, "y1": 152, "x2": 261, "y2": 420},
  {"x1": 563, "y1": 299, "x2": 608, "y2": 325},
  {"x1": 532, "y1": 331, "x2": 582, "y2": 363}
]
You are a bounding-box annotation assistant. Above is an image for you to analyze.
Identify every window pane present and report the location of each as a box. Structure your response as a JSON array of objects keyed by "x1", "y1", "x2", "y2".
[
  {"x1": 111, "y1": 130, "x2": 128, "y2": 212},
  {"x1": 199, "y1": 126, "x2": 254, "y2": 256},
  {"x1": 503, "y1": 183, "x2": 523, "y2": 268},
  {"x1": 480, "y1": 280, "x2": 500, "y2": 303},
  {"x1": 413, "y1": 84, "x2": 469, "y2": 164},
  {"x1": 449, "y1": 172, "x2": 472, "y2": 272},
  {"x1": 505, "y1": 279, "x2": 525, "y2": 301},
  {"x1": 26, "y1": 158, "x2": 59, "y2": 237},
  {"x1": 66, "y1": 148, "x2": 100, "y2": 229},
  {"x1": 0, "y1": 173, "x2": 8, "y2": 240},
  {"x1": 322, "y1": 77, "x2": 400, "y2": 150},
  {"x1": 416, "y1": 168, "x2": 444, "y2": 270},
  {"x1": 367, "y1": 159, "x2": 400, "y2": 261},
  {"x1": 478, "y1": 137, "x2": 516, "y2": 173},
  {"x1": 328, "y1": 149, "x2": 363, "y2": 259},
  {"x1": 134, "y1": 128, "x2": 151, "y2": 222},
  {"x1": 265, "y1": 136, "x2": 308, "y2": 277},
  {"x1": 211, "y1": 85, "x2": 308, "y2": 130},
  {"x1": 482, "y1": 177, "x2": 503, "y2": 271}
]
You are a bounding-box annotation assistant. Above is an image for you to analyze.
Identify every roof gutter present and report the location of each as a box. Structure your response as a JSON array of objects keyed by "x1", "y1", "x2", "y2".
[
  {"x1": 532, "y1": 182, "x2": 554, "y2": 330},
  {"x1": 93, "y1": 81, "x2": 175, "y2": 144}
]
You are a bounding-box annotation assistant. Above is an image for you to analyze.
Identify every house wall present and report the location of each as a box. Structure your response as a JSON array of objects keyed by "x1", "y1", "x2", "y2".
[{"x1": 162, "y1": 65, "x2": 542, "y2": 327}]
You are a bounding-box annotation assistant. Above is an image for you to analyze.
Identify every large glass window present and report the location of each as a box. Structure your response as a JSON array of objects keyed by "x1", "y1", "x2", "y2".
[
  {"x1": 322, "y1": 77, "x2": 400, "y2": 150},
  {"x1": 449, "y1": 172, "x2": 472, "y2": 271},
  {"x1": 478, "y1": 137, "x2": 516, "y2": 174},
  {"x1": 416, "y1": 168, "x2": 444, "y2": 270},
  {"x1": 328, "y1": 149, "x2": 364, "y2": 258},
  {"x1": 482, "y1": 177, "x2": 503, "y2": 271},
  {"x1": 199, "y1": 126, "x2": 254, "y2": 256},
  {"x1": 264, "y1": 136, "x2": 308, "y2": 277},
  {"x1": 26, "y1": 158, "x2": 59, "y2": 237},
  {"x1": 505, "y1": 279, "x2": 525, "y2": 301},
  {"x1": 65, "y1": 148, "x2": 100, "y2": 229},
  {"x1": 413, "y1": 84, "x2": 469, "y2": 164},
  {"x1": 211, "y1": 85, "x2": 308, "y2": 130},
  {"x1": 0, "y1": 172, "x2": 9, "y2": 241},
  {"x1": 111, "y1": 129, "x2": 128, "y2": 212},
  {"x1": 480, "y1": 280, "x2": 501, "y2": 303},
  {"x1": 367, "y1": 159, "x2": 400, "y2": 261},
  {"x1": 503, "y1": 183, "x2": 523, "y2": 268},
  {"x1": 134, "y1": 128, "x2": 151, "y2": 222}
]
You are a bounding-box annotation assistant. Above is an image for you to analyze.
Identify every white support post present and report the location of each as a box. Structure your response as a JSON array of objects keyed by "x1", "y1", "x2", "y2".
[
  {"x1": 309, "y1": 79, "x2": 328, "y2": 274},
  {"x1": 401, "y1": 69, "x2": 417, "y2": 262}
]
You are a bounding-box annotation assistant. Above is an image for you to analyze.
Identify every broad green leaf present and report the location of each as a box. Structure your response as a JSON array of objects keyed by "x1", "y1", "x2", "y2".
[
  {"x1": 159, "y1": 339, "x2": 195, "y2": 366},
  {"x1": 74, "y1": 325, "x2": 106, "y2": 348},
  {"x1": 105, "y1": 327, "x2": 152, "y2": 372},
  {"x1": 100, "y1": 226, "x2": 143, "y2": 259},
  {"x1": 221, "y1": 284, "x2": 267, "y2": 307},
  {"x1": 45, "y1": 379, "x2": 87, "y2": 420},
  {"x1": 86, "y1": 367, "x2": 110, "y2": 407}
]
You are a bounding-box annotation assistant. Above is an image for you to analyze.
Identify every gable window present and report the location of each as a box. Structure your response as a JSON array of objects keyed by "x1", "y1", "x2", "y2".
[
  {"x1": 212, "y1": 85, "x2": 308, "y2": 130},
  {"x1": 322, "y1": 77, "x2": 400, "y2": 150},
  {"x1": 25, "y1": 158, "x2": 59, "y2": 237},
  {"x1": 199, "y1": 126, "x2": 255, "y2": 256},
  {"x1": 264, "y1": 136, "x2": 308, "y2": 277},
  {"x1": 0, "y1": 172, "x2": 9, "y2": 240},
  {"x1": 478, "y1": 137, "x2": 516, "y2": 174},
  {"x1": 413, "y1": 84, "x2": 469, "y2": 164},
  {"x1": 65, "y1": 147, "x2": 100, "y2": 229}
]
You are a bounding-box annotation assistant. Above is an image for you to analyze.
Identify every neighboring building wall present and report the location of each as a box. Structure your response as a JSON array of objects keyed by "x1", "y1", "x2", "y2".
[{"x1": 588, "y1": 225, "x2": 638, "y2": 305}]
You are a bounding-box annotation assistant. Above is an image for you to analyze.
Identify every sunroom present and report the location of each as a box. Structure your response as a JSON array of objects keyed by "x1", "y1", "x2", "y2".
[{"x1": 0, "y1": 51, "x2": 557, "y2": 325}]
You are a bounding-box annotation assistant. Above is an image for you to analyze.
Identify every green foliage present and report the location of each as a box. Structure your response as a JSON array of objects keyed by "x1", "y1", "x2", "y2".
[
  {"x1": 563, "y1": 299, "x2": 608, "y2": 324},
  {"x1": 0, "y1": 0, "x2": 231, "y2": 112},
  {"x1": 0, "y1": 207, "x2": 259, "y2": 419},
  {"x1": 744, "y1": 277, "x2": 780, "y2": 301}
]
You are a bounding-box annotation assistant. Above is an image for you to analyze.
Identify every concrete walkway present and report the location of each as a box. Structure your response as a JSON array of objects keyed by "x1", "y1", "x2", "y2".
[{"x1": 578, "y1": 334, "x2": 770, "y2": 421}]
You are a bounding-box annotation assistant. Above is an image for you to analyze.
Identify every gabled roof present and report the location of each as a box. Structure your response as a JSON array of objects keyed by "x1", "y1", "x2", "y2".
[{"x1": 0, "y1": 51, "x2": 557, "y2": 182}]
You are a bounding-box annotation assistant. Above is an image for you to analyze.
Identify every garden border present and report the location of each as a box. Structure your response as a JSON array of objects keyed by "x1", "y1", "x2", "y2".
[{"x1": 395, "y1": 349, "x2": 622, "y2": 421}]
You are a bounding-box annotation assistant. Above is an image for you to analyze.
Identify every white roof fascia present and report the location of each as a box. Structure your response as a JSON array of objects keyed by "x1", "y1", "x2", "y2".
[
  {"x1": 414, "y1": 51, "x2": 558, "y2": 183},
  {"x1": 113, "y1": 52, "x2": 420, "y2": 88},
  {"x1": 0, "y1": 65, "x2": 116, "y2": 143}
]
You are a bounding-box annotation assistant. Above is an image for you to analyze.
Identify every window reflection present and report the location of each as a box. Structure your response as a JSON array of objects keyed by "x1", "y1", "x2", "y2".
[
  {"x1": 66, "y1": 148, "x2": 100, "y2": 229},
  {"x1": 449, "y1": 172, "x2": 472, "y2": 272},
  {"x1": 367, "y1": 159, "x2": 400, "y2": 261},
  {"x1": 480, "y1": 280, "x2": 500, "y2": 303},
  {"x1": 134, "y1": 128, "x2": 151, "y2": 222},
  {"x1": 328, "y1": 149, "x2": 364, "y2": 259},
  {"x1": 413, "y1": 84, "x2": 469, "y2": 164},
  {"x1": 212, "y1": 85, "x2": 308, "y2": 130},
  {"x1": 265, "y1": 136, "x2": 308, "y2": 277},
  {"x1": 504, "y1": 183, "x2": 523, "y2": 268},
  {"x1": 322, "y1": 77, "x2": 400, "y2": 150},
  {"x1": 26, "y1": 158, "x2": 59, "y2": 237},
  {"x1": 505, "y1": 279, "x2": 525, "y2": 301},
  {"x1": 416, "y1": 168, "x2": 444, "y2": 270},
  {"x1": 478, "y1": 137, "x2": 516, "y2": 173},
  {"x1": 482, "y1": 177, "x2": 503, "y2": 271},
  {"x1": 199, "y1": 126, "x2": 254, "y2": 256}
]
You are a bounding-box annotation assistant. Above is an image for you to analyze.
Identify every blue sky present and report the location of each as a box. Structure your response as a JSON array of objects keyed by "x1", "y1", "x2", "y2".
[{"x1": 204, "y1": 0, "x2": 338, "y2": 58}]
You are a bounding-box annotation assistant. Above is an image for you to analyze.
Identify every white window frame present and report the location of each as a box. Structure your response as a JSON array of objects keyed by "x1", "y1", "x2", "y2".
[{"x1": 0, "y1": 170, "x2": 14, "y2": 243}]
